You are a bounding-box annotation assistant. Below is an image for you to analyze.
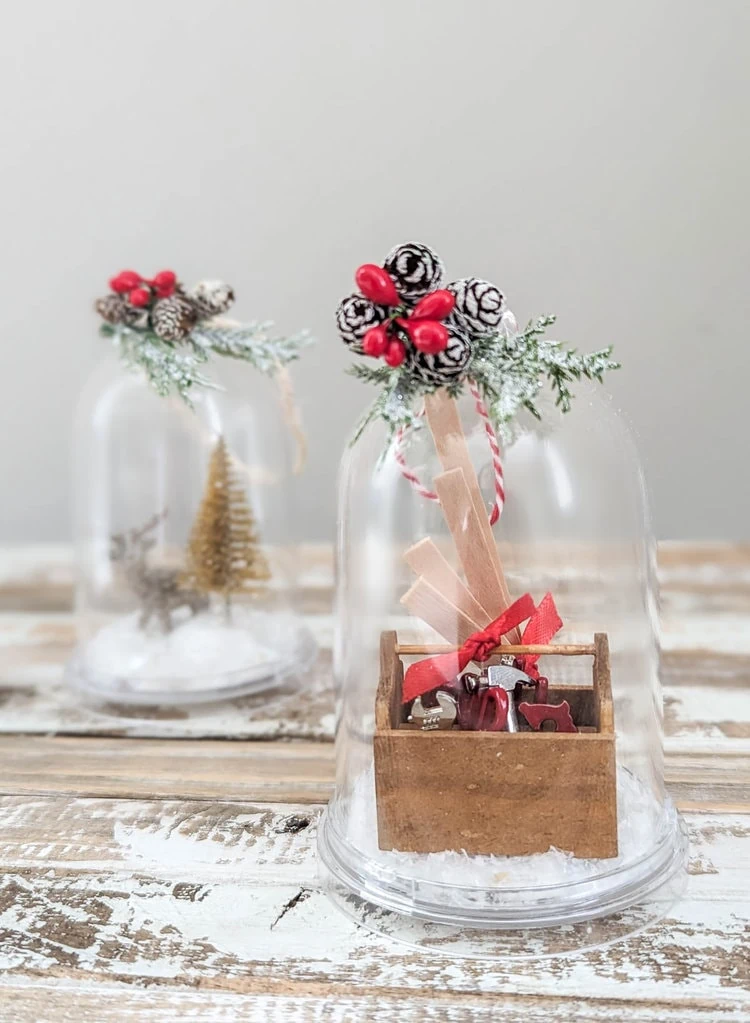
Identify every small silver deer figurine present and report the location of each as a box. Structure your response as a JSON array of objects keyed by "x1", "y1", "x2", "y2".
[{"x1": 110, "y1": 512, "x2": 209, "y2": 633}]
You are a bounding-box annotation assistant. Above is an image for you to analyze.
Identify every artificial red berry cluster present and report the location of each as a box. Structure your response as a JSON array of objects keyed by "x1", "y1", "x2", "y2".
[
  {"x1": 354, "y1": 263, "x2": 456, "y2": 368},
  {"x1": 108, "y1": 269, "x2": 178, "y2": 308}
]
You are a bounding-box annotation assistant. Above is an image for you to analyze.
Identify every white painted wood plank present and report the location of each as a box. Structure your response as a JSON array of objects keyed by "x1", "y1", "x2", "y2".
[
  {"x1": 1, "y1": 609, "x2": 750, "y2": 748},
  {"x1": 0, "y1": 612, "x2": 334, "y2": 740},
  {"x1": 0, "y1": 798, "x2": 746, "y2": 1013},
  {"x1": 0, "y1": 542, "x2": 748, "y2": 745},
  {"x1": 0, "y1": 541, "x2": 747, "y2": 612},
  {"x1": 0, "y1": 543, "x2": 333, "y2": 613},
  {"x1": 0, "y1": 540, "x2": 745, "y2": 1017},
  {"x1": 0, "y1": 981, "x2": 743, "y2": 1023},
  {"x1": 0, "y1": 737, "x2": 335, "y2": 803},
  {"x1": 0, "y1": 734, "x2": 744, "y2": 808},
  {"x1": 0, "y1": 544, "x2": 74, "y2": 613}
]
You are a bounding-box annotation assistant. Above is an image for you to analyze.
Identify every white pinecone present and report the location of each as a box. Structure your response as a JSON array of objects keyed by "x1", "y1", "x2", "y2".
[
  {"x1": 336, "y1": 293, "x2": 387, "y2": 353},
  {"x1": 151, "y1": 295, "x2": 198, "y2": 342},
  {"x1": 447, "y1": 278, "x2": 505, "y2": 337},
  {"x1": 383, "y1": 242, "x2": 444, "y2": 301},
  {"x1": 188, "y1": 280, "x2": 235, "y2": 319},
  {"x1": 95, "y1": 294, "x2": 144, "y2": 327},
  {"x1": 408, "y1": 328, "x2": 472, "y2": 386}
]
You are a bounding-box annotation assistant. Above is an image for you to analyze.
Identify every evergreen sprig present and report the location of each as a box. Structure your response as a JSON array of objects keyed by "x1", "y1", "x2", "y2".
[
  {"x1": 103, "y1": 321, "x2": 313, "y2": 407},
  {"x1": 192, "y1": 322, "x2": 313, "y2": 374},
  {"x1": 471, "y1": 315, "x2": 619, "y2": 430},
  {"x1": 348, "y1": 314, "x2": 619, "y2": 446}
]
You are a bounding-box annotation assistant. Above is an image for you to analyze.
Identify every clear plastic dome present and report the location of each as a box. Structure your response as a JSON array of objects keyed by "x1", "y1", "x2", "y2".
[
  {"x1": 318, "y1": 383, "x2": 687, "y2": 955},
  {"x1": 69, "y1": 353, "x2": 316, "y2": 706}
]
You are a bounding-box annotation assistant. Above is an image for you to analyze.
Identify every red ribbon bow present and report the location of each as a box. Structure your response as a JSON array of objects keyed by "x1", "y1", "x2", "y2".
[{"x1": 402, "y1": 592, "x2": 563, "y2": 704}]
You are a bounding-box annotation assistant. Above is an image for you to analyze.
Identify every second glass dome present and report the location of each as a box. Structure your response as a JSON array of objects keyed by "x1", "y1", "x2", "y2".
[{"x1": 69, "y1": 355, "x2": 316, "y2": 705}]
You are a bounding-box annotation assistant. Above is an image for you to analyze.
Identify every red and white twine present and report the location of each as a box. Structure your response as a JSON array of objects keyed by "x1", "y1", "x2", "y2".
[
  {"x1": 469, "y1": 379, "x2": 505, "y2": 524},
  {"x1": 393, "y1": 417, "x2": 439, "y2": 503},
  {"x1": 394, "y1": 380, "x2": 505, "y2": 525}
]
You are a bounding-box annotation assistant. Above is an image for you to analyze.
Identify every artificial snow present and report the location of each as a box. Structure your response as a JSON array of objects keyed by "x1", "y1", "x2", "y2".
[
  {"x1": 343, "y1": 764, "x2": 665, "y2": 889},
  {"x1": 77, "y1": 606, "x2": 304, "y2": 697}
]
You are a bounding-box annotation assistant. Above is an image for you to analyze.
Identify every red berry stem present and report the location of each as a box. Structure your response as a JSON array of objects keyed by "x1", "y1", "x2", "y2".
[
  {"x1": 355, "y1": 264, "x2": 401, "y2": 307},
  {"x1": 128, "y1": 287, "x2": 151, "y2": 307},
  {"x1": 109, "y1": 270, "x2": 142, "y2": 293},
  {"x1": 362, "y1": 324, "x2": 389, "y2": 358},
  {"x1": 407, "y1": 319, "x2": 449, "y2": 354},
  {"x1": 410, "y1": 289, "x2": 455, "y2": 321},
  {"x1": 384, "y1": 339, "x2": 406, "y2": 367}
]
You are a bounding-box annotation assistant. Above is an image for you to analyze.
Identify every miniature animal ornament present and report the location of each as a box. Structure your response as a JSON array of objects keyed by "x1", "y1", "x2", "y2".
[{"x1": 109, "y1": 512, "x2": 208, "y2": 632}]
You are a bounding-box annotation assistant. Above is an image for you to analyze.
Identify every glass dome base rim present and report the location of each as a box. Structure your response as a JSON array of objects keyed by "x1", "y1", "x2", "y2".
[
  {"x1": 316, "y1": 801, "x2": 688, "y2": 932},
  {"x1": 64, "y1": 629, "x2": 318, "y2": 708}
]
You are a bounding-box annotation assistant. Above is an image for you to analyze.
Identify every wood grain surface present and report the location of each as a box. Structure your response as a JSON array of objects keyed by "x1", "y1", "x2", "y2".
[{"x1": 0, "y1": 542, "x2": 747, "y2": 1022}]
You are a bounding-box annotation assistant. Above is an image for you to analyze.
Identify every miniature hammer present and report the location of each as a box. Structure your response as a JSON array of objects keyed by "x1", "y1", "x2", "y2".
[{"x1": 485, "y1": 664, "x2": 535, "y2": 732}]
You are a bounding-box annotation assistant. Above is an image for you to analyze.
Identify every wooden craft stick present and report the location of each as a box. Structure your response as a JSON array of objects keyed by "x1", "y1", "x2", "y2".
[
  {"x1": 433, "y1": 467, "x2": 502, "y2": 611},
  {"x1": 401, "y1": 577, "x2": 482, "y2": 646},
  {"x1": 404, "y1": 538, "x2": 492, "y2": 626},
  {"x1": 396, "y1": 642, "x2": 596, "y2": 656},
  {"x1": 434, "y1": 469, "x2": 520, "y2": 646},
  {"x1": 424, "y1": 389, "x2": 519, "y2": 638},
  {"x1": 424, "y1": 389, "x2": 503, "y2": 571},
  {"x1": 594, "y1": 633, "x2": 614, "y2": 733}
]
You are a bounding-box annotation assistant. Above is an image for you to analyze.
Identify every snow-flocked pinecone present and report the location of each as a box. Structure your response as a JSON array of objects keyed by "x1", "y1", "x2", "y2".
[
  {"x1": 383, "y1": 242, "x2": 444, "y2": 302},
  {"x1": 447, "y1": 277, "x2": 505, "y2": 337},
  {"x1": 95, "y1": 294, "x2": 144, "y2": 327},
  {"x1": 150, "y1": 295, "x2": 199, "y2": 342},
  {"x1": 188, "y1": 280, "x2": 235, "y2": 319},
  {"x1": 407, "y1": 327, "x2": 472, "y2": 386},
  {"x1": 336, "y1": 293, "x2": 387, "y2": 353}
]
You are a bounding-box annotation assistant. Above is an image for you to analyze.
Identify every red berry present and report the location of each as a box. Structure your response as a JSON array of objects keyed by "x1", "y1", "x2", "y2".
[
  {"x1": 152, "y1": 270, "x2": 177, "y2": 289},
  {"x1": 109, "y1": 270, "x2": 141, "y2": 293},
  {"x1": 384, "y1": 339, "x2": 406, "y2": 367},
  {"x1": 362, "y1": 324, "x2": 389, "y2": 357},
  {"x1": 411, "y1": 289, "x2": 456, "y2": 321},
  {"x1": 128, "y1": 287, "x2": 151, "y2": 307},
  {"x1": 409, "y1": 320, "x2": 449, "y2": 354},
  {"x1": 155, "y1": 282, "x2": 176, "y2": 298},
  {"x1": 355, "y1": 264, "x2": 401, "y2": 307}
]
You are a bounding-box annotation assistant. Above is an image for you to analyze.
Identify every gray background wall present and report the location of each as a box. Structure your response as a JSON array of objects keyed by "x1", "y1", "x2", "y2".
[{"x1": 1, "y1": 0, "x2": 748, "y2": 543}]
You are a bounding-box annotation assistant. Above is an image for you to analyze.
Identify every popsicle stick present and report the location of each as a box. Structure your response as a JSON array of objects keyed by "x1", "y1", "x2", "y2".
[
  {"x1": 433, "y1": 469, "x2": 505, "y2": 611},
  {"x1": 424, "y1": 388, "x2": 520, "y2": 641},
  {"x1": 403, "y1": 538, "x2": 492, "y2": 626},
  {"x1": 434, "y1": 468, "x2": 521, "y2": 643},
  {"x1": 396, "y1": 642, "x2": 596, "y2": 656},
  {"x1": 400, "y1": 576, "x2": 481, "y2": 646},
  {"x1": 424, "y1": 389, "x2": 501, "y2": 566}
]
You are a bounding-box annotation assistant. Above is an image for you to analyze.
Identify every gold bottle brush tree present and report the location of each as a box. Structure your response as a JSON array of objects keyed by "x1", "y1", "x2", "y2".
[{"x1": 182, "y1": 436, "x2": 271, "y2": 620}]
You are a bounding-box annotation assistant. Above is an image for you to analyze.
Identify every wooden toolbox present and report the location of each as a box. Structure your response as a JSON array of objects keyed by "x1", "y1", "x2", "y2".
[{"x1": 374, "y1": 630, "x2": 618, "y2": 858}]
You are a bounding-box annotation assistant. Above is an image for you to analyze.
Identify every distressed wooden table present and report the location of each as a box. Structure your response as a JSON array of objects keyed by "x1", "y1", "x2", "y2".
[{"x1": 0, "y1": 543, "x2": 747, "y2": 1021}]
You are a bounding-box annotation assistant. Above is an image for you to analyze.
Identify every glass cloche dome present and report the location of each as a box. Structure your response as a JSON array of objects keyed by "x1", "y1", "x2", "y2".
[
  {"x1": 68, "y1": 268, "x2": 316, "y2": 706},
  {"x1": 317, "y1": 242, "x2": 687, "y2": 956}
]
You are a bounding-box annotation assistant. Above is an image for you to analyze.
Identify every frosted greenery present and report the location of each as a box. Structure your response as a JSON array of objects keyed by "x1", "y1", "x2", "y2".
[
  {"x1": 102, "y1": 321, "x2": 313, "y2": 407},
  {"x1": 349, "y1": 314, "x2": 619, "y2": 446}
]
